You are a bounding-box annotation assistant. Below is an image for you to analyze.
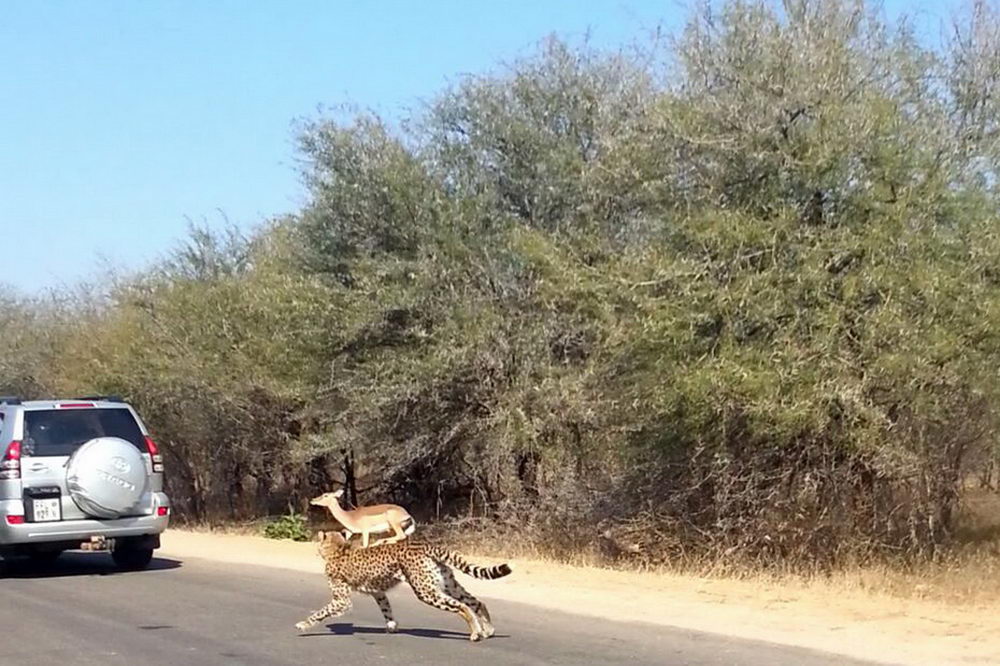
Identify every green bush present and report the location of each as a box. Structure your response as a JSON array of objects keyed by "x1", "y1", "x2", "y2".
[{"x1": 262, "y1": 510, "x2": 310, "y2": 542}]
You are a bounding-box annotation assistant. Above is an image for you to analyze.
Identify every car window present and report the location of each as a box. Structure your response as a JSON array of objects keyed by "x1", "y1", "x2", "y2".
[{"x1": 23, "y1": 408, "x2": 147, "y2": 457}]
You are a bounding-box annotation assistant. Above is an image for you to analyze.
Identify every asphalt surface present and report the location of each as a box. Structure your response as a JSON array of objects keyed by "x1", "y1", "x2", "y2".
[{"x1": 0, "y1": 551, "x2": 880, "y2": 665}]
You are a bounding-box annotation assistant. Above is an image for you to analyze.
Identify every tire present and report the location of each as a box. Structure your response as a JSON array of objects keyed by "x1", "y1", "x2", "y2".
[{"x1": 112, "y1": 547, "x2": 154, "y2": 571}]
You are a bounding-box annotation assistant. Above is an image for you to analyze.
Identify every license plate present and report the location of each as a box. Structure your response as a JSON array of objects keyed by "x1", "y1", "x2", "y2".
[{"x1": 32, "y1": 498, "x2": 61, "y2": 522}]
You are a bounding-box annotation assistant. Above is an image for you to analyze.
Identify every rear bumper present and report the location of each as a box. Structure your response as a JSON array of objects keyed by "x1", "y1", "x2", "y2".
[{"x1": 0, "y1": 492, "x2": 170, "y2": 546}]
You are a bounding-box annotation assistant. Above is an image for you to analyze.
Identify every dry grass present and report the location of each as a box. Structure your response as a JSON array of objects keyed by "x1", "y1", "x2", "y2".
[
  {"x1": 829, "y1": 488, "x2": 1000, "y2": 606},
  {"x1": 176, "y1": 489, "x2": 1000, "y2": 607},
  {"x1": 175, "y1": 519, "x2": 269, "y2": 537},
  {"x1": 419, "y1": 488, "x2": 1000, "y2": 608}
]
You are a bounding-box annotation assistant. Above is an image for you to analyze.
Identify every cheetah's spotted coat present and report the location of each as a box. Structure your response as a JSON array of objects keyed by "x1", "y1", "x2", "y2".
[{"x1": 295, "y1": 530, "x2": 512, "y2": 641}]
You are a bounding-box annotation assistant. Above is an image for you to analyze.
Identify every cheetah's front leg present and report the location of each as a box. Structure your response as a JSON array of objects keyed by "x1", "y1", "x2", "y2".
[{"x1": 295, "y1": 583, "x2": 352, "y2": 632}]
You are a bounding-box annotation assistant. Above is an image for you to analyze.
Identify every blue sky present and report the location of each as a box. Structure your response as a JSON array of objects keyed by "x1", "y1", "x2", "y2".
[{"x1": 0, "y1": 1, "x2": 946, "y2": 293}]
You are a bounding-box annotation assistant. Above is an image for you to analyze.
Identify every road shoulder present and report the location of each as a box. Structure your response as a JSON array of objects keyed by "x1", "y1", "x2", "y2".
[{"x1": 159, "y1": 529, "x2": 1000, "y2": 666}]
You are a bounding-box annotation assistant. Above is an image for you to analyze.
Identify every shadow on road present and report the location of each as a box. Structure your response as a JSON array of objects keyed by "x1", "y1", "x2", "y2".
[
  {"x1": 1, "y1": 552, "x2": 182, "y2": 579},
  {"x1": 301, "y1": 622, "x2": 509, "y2": 641}
]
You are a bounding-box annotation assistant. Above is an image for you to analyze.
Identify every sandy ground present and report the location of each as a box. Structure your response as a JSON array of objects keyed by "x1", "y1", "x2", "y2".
[{"x1": 158, "y1": 529, "x2": 1000, "y2": 666}]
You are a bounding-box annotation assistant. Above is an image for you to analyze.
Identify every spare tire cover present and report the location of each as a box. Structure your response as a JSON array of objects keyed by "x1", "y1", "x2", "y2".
[{"x1": 66, "y1": 437, "x2": 148, "y2": 519}]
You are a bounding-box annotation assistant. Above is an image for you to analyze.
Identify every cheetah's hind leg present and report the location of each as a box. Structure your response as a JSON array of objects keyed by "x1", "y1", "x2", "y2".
[
  {"x1": 441, "y1": 565, "x2": 494, "y2": 638},
  {"x1": 371, "y1": 591, "x2": 397, "y2": 633},
  {"x1": 405, "y1": 565, "x2": 485, "y2": 641}
]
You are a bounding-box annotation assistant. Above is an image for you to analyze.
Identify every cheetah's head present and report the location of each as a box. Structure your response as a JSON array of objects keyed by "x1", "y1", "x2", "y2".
[{"x1": 316, "y1": 529, "x2": 350, "y2": 550}]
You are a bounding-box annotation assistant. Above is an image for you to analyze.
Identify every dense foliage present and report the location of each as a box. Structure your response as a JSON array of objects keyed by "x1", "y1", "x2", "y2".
[{"x1": 5, "y1": 0, "x2": 1000, "y2": 566}]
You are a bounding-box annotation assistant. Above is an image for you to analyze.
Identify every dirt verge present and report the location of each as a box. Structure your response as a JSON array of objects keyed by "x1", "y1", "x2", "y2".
[{"x1": 159, "y1": 529, "x2": 1000, "y2": 666}]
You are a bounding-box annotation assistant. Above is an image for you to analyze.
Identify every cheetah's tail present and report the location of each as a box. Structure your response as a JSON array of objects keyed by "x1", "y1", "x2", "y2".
[{"x1": 435, "y1": 549, "x2": 512, "y2": 580}]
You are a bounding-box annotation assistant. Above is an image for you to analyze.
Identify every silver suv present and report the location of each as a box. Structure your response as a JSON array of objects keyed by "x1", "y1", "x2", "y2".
[{"x1": 0, "y1": 396, "x2": 170, "y2": 570}]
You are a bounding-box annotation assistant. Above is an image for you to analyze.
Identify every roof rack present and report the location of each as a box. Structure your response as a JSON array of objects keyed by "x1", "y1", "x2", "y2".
[
  {"x1": 76, "y1": 395, "x2": 125, "y2": 403},
  {"x1": 0, "y1": 396, "x2": 22, "y2": 405}
]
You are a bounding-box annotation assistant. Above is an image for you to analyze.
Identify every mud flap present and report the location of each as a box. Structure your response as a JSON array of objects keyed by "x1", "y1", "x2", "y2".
[{"x1": 112, "y1": 534, "x2": 161, "y2": 551}]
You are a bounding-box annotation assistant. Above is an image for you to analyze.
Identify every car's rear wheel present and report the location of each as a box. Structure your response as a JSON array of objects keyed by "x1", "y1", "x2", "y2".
[{"x1": 111, "y1": 547, "x2": 154, "y2": 571}]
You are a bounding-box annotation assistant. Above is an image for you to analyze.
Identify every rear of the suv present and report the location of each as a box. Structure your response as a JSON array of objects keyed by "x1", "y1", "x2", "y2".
[{"x1": 0, "y1": 396, "x2": 170, "y2": 570}]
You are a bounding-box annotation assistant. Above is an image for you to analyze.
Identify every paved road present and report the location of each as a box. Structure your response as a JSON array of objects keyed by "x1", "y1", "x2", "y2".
[{"x1": 0, "y1": 552, "x2": 877, "y2": 665}]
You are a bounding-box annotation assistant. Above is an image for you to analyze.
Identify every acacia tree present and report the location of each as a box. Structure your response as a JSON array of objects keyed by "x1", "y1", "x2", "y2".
[{"x1": 289, "y1": 0, "x2": 1000, "y2": 563}]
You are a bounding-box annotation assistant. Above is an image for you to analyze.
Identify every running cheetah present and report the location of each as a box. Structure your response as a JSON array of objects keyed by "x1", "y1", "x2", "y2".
[{"x1": 295, "y1": 530, "x2": 511, "y2": 641}]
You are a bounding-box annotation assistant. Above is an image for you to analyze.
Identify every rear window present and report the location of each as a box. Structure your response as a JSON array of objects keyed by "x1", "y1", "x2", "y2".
[{"x1": 22, "y1": 408, "x2": 147, "y2": 457}]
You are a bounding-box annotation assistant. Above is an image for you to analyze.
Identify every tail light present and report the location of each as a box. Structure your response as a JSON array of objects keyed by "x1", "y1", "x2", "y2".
[
  {"x1": 157, "y1": 506, "x2": 169, "y2": 517},
  {"x1": 145, "y1": 437, "x2": 164, "y2": 473},
  {"x1": 0, "y1": 441, "x2": 21, "y2": 480},
  {"x1": 5, "y1": 515, "x2": 24, "y2": 525}
]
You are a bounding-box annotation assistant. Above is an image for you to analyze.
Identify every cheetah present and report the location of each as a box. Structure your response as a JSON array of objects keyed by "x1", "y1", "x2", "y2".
[{"x1": 295, "y1": 530, "x2": 511, "y2": 641}]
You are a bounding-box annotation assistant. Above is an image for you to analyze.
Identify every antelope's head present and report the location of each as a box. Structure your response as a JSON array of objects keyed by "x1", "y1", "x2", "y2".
[{"x1": 310, "y1": 491, "x2": 343, "y2": 507}]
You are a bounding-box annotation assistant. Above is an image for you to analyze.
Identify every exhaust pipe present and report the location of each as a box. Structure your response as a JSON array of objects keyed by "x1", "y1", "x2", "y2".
[{"x1": 79, "y1": 535, "x2": 115, "y2": 551}]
